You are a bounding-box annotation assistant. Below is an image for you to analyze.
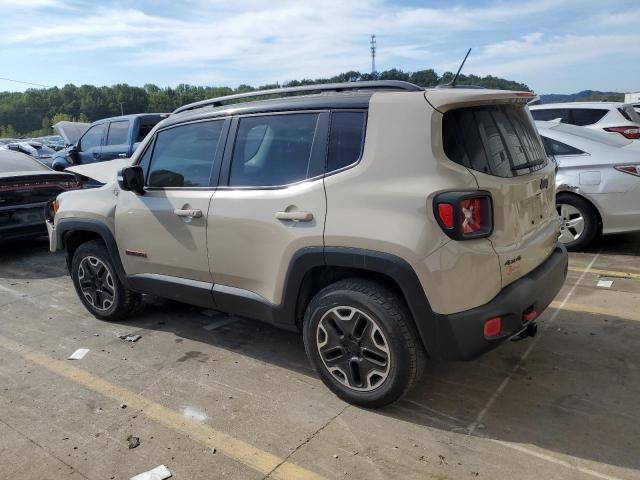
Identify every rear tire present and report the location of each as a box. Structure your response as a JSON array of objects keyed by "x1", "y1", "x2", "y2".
[
  {"x1": 71, "y1": 240, "x2": 141, "y2": 321},
  {"x1": 302, "y1": 278, "x2": 425, "y2": 408},
  {"x1": 556, "y1": 193, "x2": 599, "y2": 251}
]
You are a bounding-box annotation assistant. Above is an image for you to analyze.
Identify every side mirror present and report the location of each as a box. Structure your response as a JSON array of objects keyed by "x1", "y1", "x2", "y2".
[{"x1": 118, "y1": 166, "x2": 145, "y2": 195}]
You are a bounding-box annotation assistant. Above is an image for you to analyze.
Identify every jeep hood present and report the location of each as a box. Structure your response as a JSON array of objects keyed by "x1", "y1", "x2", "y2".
[
  {"x1": 53, "y1": 121, "x2": 90, "y2": 145},
  {"x1": 66, "y1": 158, "x2": 131, "y2": 184}
]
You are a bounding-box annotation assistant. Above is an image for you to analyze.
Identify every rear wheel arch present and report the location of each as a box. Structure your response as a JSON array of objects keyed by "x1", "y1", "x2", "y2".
[
  {"x1": 284, "y1": 248, "x2": 437, "y2": 357},
  {"x1": 556, "y1": 192, "x2": 601, "y2": 250},
  {"x1": 556, "y1": 191, "x2": 603, "y2": 231}
]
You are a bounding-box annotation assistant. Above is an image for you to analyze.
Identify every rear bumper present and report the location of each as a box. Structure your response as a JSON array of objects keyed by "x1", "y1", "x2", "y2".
[
  {"x1": 435, "y1": 244, "x2": 568, "y2": 361},
  {"x1": 0, "y1": 223, "x2": 47, "y2": 244}
]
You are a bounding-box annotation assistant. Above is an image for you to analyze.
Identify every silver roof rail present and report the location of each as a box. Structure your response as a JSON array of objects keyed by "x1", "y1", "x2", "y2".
[{"x1": 173, "y1": 80, "x2": 423, "y2": 114}]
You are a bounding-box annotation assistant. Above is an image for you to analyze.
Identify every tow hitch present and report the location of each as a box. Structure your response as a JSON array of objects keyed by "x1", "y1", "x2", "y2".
[{"x1": 511, "y1": 322, "x2": 538, "y2": 342}]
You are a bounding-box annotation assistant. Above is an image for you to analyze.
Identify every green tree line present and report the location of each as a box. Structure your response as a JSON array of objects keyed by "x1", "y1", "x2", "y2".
[{"x1": 0, "y1": 68, "x2": 530, "y2": 137}]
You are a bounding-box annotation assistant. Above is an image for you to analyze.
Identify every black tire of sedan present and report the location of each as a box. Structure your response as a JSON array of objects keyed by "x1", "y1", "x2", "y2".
[
  {"x1": 303, "y1": 278, "x2": 425, "y2": 408},
  {"x1": 556, "y1": 193, "x2": 599, "y2": 251},
  {"x1": 71, "y1": 240, "x2": 141, "y2": 321}
]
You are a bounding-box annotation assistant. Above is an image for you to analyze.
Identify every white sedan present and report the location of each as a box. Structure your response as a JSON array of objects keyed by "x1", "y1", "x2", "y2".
[{"x1": 536, "y1": 120, "x2": 640, "y2": 250}]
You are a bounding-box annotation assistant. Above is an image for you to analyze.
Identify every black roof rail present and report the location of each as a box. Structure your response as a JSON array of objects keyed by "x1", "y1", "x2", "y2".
[{"x1": 173, "y1": 80, "x2": 423, "y2": 114}]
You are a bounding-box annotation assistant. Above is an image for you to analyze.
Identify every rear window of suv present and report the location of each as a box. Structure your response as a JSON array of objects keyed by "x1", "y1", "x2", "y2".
[{"x1": 443, "y1": 104, "x2": 547, "y2": 177}]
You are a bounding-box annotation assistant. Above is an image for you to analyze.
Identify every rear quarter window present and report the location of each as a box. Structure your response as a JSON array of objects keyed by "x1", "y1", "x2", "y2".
[
  {"x1": 443, "y1": 104, "x2": 547, "y2": 178},
  {"x1": 569, "y1": 108, "x2": 608, "y2": 126},
  {"x1": 326, "y1": 111, "x2": 366, "y2": 173},
  {"x1": 618, "y1": 106, "x2": 640, "y2": 123}
]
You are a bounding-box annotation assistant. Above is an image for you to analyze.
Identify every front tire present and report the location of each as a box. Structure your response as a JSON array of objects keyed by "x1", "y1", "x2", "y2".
[
  {"x1": 303, "y1": 278, "x2": 425, "y2": 408},
  {"x1": 71, "y1": 240, "x2": 141, "y2": 321},
  {"x1": 556, "y1": 193, "x2": 599, "y2": 251}
]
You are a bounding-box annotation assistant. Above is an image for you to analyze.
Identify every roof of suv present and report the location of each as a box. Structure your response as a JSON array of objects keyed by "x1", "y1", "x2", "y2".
[{"x1": 164, "y1": 80, "x2": 535, "y2": 127}]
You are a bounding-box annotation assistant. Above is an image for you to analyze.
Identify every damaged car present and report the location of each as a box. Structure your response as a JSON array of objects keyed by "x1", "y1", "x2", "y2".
[
  {"x1": 0, "y1": 149, "x2": 81, "y2": 244},
  {"x1": 50, "y1": 114, "x2": 168, "y2": 171}
]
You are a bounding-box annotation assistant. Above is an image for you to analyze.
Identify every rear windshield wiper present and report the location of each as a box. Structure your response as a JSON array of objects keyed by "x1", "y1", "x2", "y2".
[{"x1": 511, "y1": 160, "x2": 545, "y2": 171}]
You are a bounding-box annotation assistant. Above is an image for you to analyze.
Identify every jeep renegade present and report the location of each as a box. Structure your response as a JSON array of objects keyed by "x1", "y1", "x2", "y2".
[{"x1": 47, "y1": 81, "x2": 568, "y2": 407}]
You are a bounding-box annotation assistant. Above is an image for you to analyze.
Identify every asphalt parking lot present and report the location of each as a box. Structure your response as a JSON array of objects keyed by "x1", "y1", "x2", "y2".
[{"x1": 1, "y1": 235, "x2": 639, "y2": 480}]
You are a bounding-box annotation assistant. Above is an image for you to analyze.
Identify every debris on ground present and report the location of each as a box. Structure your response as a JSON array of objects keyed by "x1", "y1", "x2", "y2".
[
  {"x1": 68, "y1": 348, "x2": 89, "y2": 360},
  {"x1": 333, "y1": 454, "x2": 339, "y2": 459},
  {"x1": 120, "y1": 334, "x2": 142, "y2": 342},
  {"x1": 130, "y1": 464, "x2": 171, "y2": 480},
  {"x1": 120, "y1": 403, "x2": 127, "y2": 409},
  {"x1": 438, "y1": 454, "x2": 448, "y2": 465},
  {"x1": 597, "y1": 279, "x2": 613, "y2": 288},
  {"x1": 211, "y1": 447, "x2": 216, "y2": 454},
  {"x1": 127, "y1": 435, "x2": 140, "y2": 449}
]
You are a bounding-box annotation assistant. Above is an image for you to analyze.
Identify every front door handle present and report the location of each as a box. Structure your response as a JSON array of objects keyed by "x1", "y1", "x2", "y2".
[
  {"x1": 275, "y1": 211, "x2": 313, "y2": 222},
  {"x1": 174, "y1": 208, "x2": 202, "y2": 218},
  {"x1": 118, "y1": 153, "x2": 127, "y2": 158}
]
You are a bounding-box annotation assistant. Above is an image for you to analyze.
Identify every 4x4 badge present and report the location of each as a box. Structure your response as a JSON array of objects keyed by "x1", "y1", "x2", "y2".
[{"x1": 540, "y1": 178, "x2": 549, "y2": 190}]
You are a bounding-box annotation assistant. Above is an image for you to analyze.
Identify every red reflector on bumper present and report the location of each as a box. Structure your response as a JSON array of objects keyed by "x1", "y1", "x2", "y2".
[
  {"x1": 522, "y1": 309, "x2": 538, "y2": 323},
  {"x1": 483, "y1": 317, "x2": 502, "y2": 337}
]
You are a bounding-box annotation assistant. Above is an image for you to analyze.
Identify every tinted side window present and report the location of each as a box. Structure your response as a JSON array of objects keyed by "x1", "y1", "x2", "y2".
[
  {"x1": 618, "y1": 106, "x2": 640, "y2": 123},
  {"x1": 443, "y1": 104, "x2": 547, "y2": 177},
  {"x1": 530, "y1": 109, "x2": 569, "y2": 122},
  {"x1": 541, "y1": 136, "x2": 585, "y2": 156},
  {"x1": 569, "y1": 108, "x2": 608, "y2": 126},
  {"x1": 229, "y1": 113, "x2": 319, "y2": 187},
  {"x1": 327, "y1": 111, "x2": 365, "y2": 172},
  {"x1": 147, "y1": 121, "x2": 224, "y2": 188},
  {"x1": 137, "y1": 138, "x2": 154, "y2": 179},
  {"x1": 106, "y1": 121, "x2": 130, "y2": 145},
  {"x1": 79, "y1": 124, "x2": 106, "y2": 151}
]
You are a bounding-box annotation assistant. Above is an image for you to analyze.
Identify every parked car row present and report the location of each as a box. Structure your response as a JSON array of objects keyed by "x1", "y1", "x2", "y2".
[{"x1": 3, "y1": 97, "x2": 640, "y2": 252}]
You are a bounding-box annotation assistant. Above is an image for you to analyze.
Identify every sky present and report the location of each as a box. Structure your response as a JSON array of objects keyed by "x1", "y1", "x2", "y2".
[{"x1": 0, "y1": 0, "x2": 638, "y2": 94}]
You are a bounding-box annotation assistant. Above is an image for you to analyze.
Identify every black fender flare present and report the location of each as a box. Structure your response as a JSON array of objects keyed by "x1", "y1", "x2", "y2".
[
  {"x1": 56, "y1": 218, "x2": 132, "y2": 290},
  {"x1": 280, "y1": 247, "x2": 440, "y2": 357}
]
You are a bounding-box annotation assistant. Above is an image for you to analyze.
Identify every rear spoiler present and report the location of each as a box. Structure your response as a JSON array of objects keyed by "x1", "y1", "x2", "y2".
[{"x1": 425, "y1": 89, "x2": 539, "y2": 113}]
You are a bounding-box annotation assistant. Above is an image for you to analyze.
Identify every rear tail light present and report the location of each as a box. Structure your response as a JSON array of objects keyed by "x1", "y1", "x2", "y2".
[
  {"x1": 484, "y1": 317, "x2": 502, "y2": 337},
  {"x1": 0, "y1": 177, "x2": 81, "y2": 193},
  {"x1": 604, "y1": 126, "x2": 640, "y2": 140},
  {"x1": 437, "y1": 203, "x2": 454, "y2": 229},
  {"x1": 614, "y1": 164, "x2": 640, "y2": 177},
  {"x1": 51, "y1": 199, "x2": 60, "y2": 214},
  {"x1": 460, "y1": 198, "x2": 482, "y2": 234},
  {"x1": 434, "y1": 192, "x2": 493, "y2": 240}
]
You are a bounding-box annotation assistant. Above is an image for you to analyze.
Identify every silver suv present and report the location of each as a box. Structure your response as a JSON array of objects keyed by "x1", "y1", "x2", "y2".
[{"x1": 47, "y1": 81, "x2": 568, "y2": 407}]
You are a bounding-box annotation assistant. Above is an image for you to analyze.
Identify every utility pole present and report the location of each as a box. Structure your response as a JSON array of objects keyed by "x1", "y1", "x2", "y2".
[
  {"x1": 119, "y1": 102, "x2": 124, "y2": 116},
  {"x1": 370, "y1": 35, "x2": 376, "y2": 74}
]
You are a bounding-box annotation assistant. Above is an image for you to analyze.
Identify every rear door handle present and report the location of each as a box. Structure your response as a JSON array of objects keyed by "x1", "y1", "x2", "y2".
[
  {"x1": 118, "y1": 153, "x2": 127, "y2": 158},
  {"x1": 174, "y1": 208, "x2": 202, "y2": 218},
  {"x1": 275, "y1": 211, "x2": 313, "y2": 222}
]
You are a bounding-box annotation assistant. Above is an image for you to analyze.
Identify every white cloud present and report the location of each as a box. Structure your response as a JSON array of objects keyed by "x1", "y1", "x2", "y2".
[
  {"x1": 0, "y1": 0, "x2": 637, "y2": 91},
  {"x1": 464, "y1": 32, "x2": 640, "y2": 78}
]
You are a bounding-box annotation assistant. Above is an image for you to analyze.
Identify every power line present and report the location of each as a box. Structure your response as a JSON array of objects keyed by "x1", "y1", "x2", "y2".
[
  {"x1": 0, "y1": 76, "x2": 51, "y2": 88},
  {"x1": 370, "y1": 35, "x2": 377, "y2": 74}
]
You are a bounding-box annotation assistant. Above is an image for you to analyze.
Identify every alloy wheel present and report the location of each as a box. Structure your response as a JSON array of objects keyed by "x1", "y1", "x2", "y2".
[
  {"x1": 316, "y1": 306, "x2": 391, "y2": 392},
  {"x1": 77, "y1": 256, "x2": 115, "y2": 311},
  {"x1": 557, "y1": 203, "x2": 585, "y2": 244}
]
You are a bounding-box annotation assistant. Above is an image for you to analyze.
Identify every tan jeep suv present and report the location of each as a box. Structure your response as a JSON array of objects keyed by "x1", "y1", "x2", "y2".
[{"x1": 48, "y1": 81, "x2": 568, "y2": 407}]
